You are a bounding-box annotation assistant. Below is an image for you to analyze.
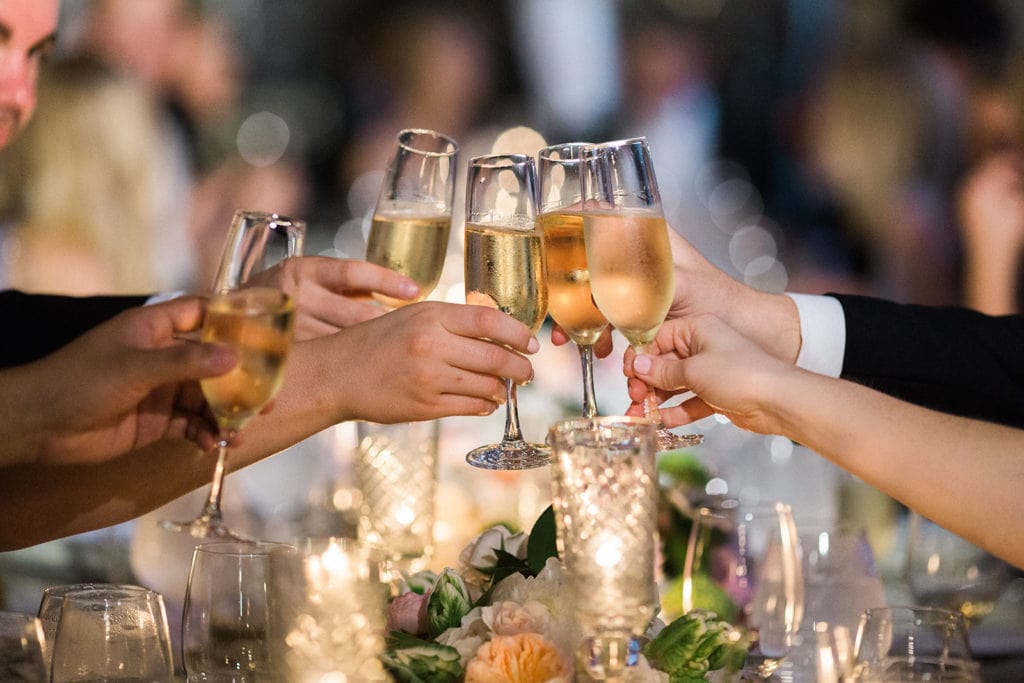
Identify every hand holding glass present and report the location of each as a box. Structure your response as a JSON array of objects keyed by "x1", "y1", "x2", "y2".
[
  {"x1": 463, "y1": 153, "x2": 549, "y2": 470},
  {"x1": 162, "y1": 209, "x2": 305, "y2": 539},
  {"x1": 366, "y1": 128, "x2": 459, "y2": 309},
  {"x1": 579, "y1": 138, "x2": 701, "y2": 451}
]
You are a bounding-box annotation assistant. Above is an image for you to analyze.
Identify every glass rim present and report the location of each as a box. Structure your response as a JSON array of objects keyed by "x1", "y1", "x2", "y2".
[
  {"x1": 548, "y1": 415, "x2": 657, "y2": 444},
  {"x1": 469, "y1": 152, "x2": 535, "y2": 168},
  {"x1": 397, "y1": 128, "x2": 459, "y2": 156},
  {"x1": 582, "y1": 136, "x2": 649, "y2": 154},
  {"x1": 231, "y1": 208, "x2": 307, "y2": 230},
  {"x1": 192, "y1": 540, "x2": 296, "y2": 557},
  {"x1": 537, "y1": 141, "x2": 593, "y2": 161},
  {"x1": 58, "y1": 585, "x2": 161, "y2": 604},
  {"x1": 861, "y1": 605, "x2": 969, "y2": 622}
]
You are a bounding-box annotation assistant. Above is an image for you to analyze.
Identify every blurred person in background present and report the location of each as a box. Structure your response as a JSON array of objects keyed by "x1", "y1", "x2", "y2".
[{"x1": 0, "y1": 56, "x2": 196, "y2": 294}]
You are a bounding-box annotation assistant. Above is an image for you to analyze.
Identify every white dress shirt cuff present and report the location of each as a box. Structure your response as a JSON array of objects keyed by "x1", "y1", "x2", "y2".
[
  {"x1": 784, "y1": 293, "x2": 845, "y2": 378},
  {"x1": 144, "y1": 291, "x2": 186, "y2": 306}
]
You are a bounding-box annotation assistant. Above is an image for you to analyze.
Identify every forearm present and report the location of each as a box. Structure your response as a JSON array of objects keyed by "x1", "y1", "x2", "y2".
[
  {"x1": 0, "y1": 439, "x2": 216, "y2": 550},
  {"x1": 767, "y1": 371, "x2": 1024, "y2": 568},
  {"x1": 0, "y1": 365, "x2": 47, "y2": 467}
]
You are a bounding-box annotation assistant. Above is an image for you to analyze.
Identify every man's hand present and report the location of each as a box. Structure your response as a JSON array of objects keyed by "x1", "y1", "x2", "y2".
[{"x1": 3, "y1": 297, "x2": 237, "y2": 467}]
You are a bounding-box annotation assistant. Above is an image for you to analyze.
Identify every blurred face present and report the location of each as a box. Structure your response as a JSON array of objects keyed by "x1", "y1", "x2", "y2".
[{"x1": 0, "y1": 0, "x2": 57, "y2": 149}]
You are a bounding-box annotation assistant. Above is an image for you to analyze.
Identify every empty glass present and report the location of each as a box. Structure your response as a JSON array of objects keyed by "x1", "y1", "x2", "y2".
[
  {"x1": 681, "y1": 500, "x2": 804, "y2": 678},
  {"x1": 548, "y1": 416, "x2": 659, "y2": 680},
  {"x1": 850, "y1": 606, "x2": 981, "y2": 682},
  {"x1": 37, "y1": 583, "x2": 141, "y2": 675},
  {"x1": 0, "y1": 612, "x2": 47, "y2": 682},
  {"x1": 905, "y1": 512, "x2": 1013, "y2": 623},
  {"x1": 182, "y1": 541, "x2": 295, "y2": 682},
  {"x1": 49, "y1": 586, "x2": 173, "y2": 682}
]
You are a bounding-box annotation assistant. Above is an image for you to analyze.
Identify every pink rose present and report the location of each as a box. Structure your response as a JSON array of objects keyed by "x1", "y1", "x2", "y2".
[{"x1": 387, "y1": 590, "x2": 431, "y2": 635}]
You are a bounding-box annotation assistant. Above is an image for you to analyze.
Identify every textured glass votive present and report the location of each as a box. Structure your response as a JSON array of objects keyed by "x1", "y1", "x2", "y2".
[
  {"x1": 356, "y1": 420, "x2": 438, "y2": 573},
  {"x1": 548, "y1": 416, "x2": 659, "y2": 679},
  {"x1": 272, "y1": 538, "x2": 389, "y2": 682}
]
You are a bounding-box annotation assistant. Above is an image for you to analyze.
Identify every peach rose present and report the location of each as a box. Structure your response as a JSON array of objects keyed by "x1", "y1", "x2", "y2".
[{"x1": 465, "y1": 633, "x2": 570, "y2": 683}]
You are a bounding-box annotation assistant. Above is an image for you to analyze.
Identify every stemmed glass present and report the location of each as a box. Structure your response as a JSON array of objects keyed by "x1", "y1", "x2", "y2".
[
  {"x1": 537, "y1": 142, "x2": 608, "y2": 418},
  {"x1": 904, "y1": 511, "x2": 1013, "y2": 624},
  {"x1": 365, "y1": 128, "x2": 459, "y2": 308},
  {"x1": 579, "y1": 138, "x2": 701, "y2": 451},
  {"x1": 682, "y1": 500, "x2": 804, "y2": 679},
  {"x1": 849, "y1": 606, "x2": 981, "y2": 682},
  {"x1": 162, "y1": 209, "x2": 305, "y2": 539},
  {"x1": 463, "y1": 153, "x2": 549, "y2": 469}
]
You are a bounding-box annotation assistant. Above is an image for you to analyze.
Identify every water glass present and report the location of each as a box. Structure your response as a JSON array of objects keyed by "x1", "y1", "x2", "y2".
[
  {"x1": 272, "y1": 538, "x2": 389, "y2": 681},
  {"x1": 182, "y1": 541, "x2": 295, "y2": 682},
  {"x1": 355, "y1": 419, "x2": 439, "y2": 574},
  {"x1": 548, "y1": 416, "x2": 659, "y2": 680},
  {"x1": 681, "y1": 500, "x2": 804, "y2": 678},
  {"x1": 49, "y1": 586, "x2": 173, "y2": 682},
  {"x1": 800, "y1": 521, "x2": 887, "y2": 674},
  {"x1": 850, "y1": 606, "x2": 981, "y2": 682},
  {"x1": 0, "y1": 612, "x2": 47, "y2": 682}
]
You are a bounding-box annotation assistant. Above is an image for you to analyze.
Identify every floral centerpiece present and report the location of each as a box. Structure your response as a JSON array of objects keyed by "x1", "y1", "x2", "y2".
[{"x1": 381, "y1": 506, "x2": 749, "y2": 682}]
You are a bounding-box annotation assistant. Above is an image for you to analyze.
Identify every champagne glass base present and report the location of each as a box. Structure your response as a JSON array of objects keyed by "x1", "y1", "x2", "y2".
[
  {"x1": 159, "y1": 515, "x2": 254, "y2": 542},
  {"x1": 466, "y1": 440, "x2": 550, "y2": 470},
  {"x1": 655, "y1": 428, "x2": 704, "y2": 452}
]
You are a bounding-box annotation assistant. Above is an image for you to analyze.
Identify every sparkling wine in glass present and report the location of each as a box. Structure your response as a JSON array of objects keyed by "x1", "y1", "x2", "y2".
[
  {"x1": 366, "y1": 128, "x2": 459, "y2": 309},
  {"x1": 537, "y1": 142, "x2": 607, "y2": 418},
  {"x1": 162, "y1": 210, "x2": 305, "y2": 539},
  {"x1": 580, "y1": 138, "x2": 701, "y2": 451},
  {"x1": 464, "y1": 153, "x2": 549, "y2": 470}
]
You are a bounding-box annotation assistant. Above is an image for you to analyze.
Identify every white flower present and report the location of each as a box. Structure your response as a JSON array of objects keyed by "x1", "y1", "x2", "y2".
[
  {"x1": 483, "y1": 600, "x2": 551, "y2": 636},
  {"x1": 459, "y1": 525, "x2": 529, "y2": 584}
]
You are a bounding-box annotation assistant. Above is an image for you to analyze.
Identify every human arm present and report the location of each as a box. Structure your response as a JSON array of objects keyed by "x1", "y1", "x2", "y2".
[
  {"x1": 0, "y1": 296, "x2": 235, "y2": 469},
  {"x1": 627, "y1": 314, "x2": 1024, "y2": 569},
  {"x1": 0, "y1": 301, "x2": 537, "y2": 549}
]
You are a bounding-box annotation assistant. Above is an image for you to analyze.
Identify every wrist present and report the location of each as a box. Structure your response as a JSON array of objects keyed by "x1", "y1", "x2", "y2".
[{"x1": 729, "y1": 287, "x2": 801, "y2": 364}]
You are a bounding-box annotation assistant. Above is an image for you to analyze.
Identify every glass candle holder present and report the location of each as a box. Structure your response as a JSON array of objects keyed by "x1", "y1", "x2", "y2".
[
  {"x1": 355, "y1": 420, "x2": 439, "y2": 575},
  {"x1": 548, "y1": 416, "x2": 659, "y2": 680},
  {"x1": 272, "y1": 538, "x2": 389, "y2": 682}
]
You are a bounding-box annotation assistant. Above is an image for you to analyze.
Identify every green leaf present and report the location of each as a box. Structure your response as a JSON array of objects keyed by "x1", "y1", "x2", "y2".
[{"x1": 526, "y1": 505, "x2": 558, "y2": 574}]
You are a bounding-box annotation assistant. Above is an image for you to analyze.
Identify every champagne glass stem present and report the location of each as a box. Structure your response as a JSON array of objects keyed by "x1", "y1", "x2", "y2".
[
  {"x1": 633, "y1": 342, "x2": 702, "y2": 451},
  {"x1": 502, "y1": 378, "x2": 525, "y2": 443},
  {"x1": 198, "y1": 437, "x2": 230, "y2": 523},
  {"x1": 578, "y1": 343, "x2": 599, "y2": 419}
]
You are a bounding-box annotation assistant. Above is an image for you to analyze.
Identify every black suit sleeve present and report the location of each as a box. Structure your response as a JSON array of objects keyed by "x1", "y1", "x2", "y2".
[
  {"x1": 833, "y1": 293, "x2": 1024, "y2": 428},
  {"x1": 0, "y1": 290, "x2": 149, "y2": 369}
]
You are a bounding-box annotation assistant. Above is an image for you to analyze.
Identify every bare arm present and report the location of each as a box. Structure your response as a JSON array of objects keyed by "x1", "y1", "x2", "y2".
[
  {"x1": 0, "y1": 301, "x2": 537, "y2": 550},
  {"x1": 628, "y1": 314, "x2": 1024, "y2": 569}
]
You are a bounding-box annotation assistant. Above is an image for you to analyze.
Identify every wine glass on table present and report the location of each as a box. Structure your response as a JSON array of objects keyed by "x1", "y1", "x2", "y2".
[
  {"x1": 162, "y1": 209, "x2": 305, "y2": 539},
  {"x1": 463, "y1": 153, "x2": 550, "y2": 470},
  {"x1": 580, "y1": 137, "x2": 702, "y2": 451},
  {"x1": 904, "y1": 511, "x2": 1014, "y2": 624},
  {"x1": 537, "y1": 142, "x2": 607, "y2": 418},
  {"x1": 365, "y1": 128, "x2": 459, "y2": 308}
]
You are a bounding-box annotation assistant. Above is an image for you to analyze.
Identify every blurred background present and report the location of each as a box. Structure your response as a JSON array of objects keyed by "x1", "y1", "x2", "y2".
[{"x1": 2, "y1": 0, "x2": 1024, "y2": 676}]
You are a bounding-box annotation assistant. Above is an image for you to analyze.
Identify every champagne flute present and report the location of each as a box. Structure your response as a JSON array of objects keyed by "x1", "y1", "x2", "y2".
[
  {"x1": 464, "y1": 153, "x2": 550, "y2": 470},
  {"x1": 580, "y1": 138, "x2": 702, "y2": 451},
  {"x1": 537, "y1": 142, "x2": 607, "y2": 418},
  {"x1": 162, "y1": 209, "x2": 305, "y2": 539},
  {"x1": 365, "y1": 128, "x2": 459, "y2": 309}
]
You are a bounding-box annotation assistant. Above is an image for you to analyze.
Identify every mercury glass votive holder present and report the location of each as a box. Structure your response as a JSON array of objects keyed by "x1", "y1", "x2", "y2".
[
  {"x1": 272, "y1": 538, "x2": 389, "y2": 682},
  {"x1": 548, "y1": 416, "x2": 660, "y2": 681},
  {"x1": 355, "y1": 420, "x2": 439, "y2": 575}
]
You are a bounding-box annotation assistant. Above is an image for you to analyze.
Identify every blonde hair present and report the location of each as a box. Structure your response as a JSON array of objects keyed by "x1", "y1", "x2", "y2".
[{"x1": 0, "y1": 58, "x2": 170, "y2": 293}]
